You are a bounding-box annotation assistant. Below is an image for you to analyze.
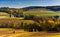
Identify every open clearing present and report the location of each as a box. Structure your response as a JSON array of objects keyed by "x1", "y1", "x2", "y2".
[{"x1": 0, "y1": 28, "x2": 60, "y2": 37}]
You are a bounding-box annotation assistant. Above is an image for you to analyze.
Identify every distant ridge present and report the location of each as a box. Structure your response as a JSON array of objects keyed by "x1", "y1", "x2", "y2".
[
  {"x1": 0, "y1": 6, "x2": 60, "y2": 11},
  {"x1": 22, "y1": 6, "x2": 60, "y2": 11}
]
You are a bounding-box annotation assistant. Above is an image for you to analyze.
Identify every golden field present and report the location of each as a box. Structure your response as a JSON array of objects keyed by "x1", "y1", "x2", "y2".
[{"x1": 0, "y1": 29, "x2": 60, "y2": 37}]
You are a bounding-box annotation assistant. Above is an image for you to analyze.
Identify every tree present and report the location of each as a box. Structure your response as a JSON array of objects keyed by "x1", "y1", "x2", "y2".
[
  {"x1": 54, "y1": 15, "x2": 59, "y2": 21},
  {"x1": 9, "y1": 10, "x2": 14, "y2": 18}
]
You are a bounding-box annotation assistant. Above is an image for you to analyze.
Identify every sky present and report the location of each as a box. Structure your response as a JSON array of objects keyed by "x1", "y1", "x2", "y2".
[{"x1": 0, "y1": 0, "x2": 60, "y2": 8}]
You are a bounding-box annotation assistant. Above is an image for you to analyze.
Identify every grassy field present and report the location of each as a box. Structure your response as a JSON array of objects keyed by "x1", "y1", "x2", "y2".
[
  {"x1": 0, "y1": 28, "x2": 60, "y2": 37},
  {"x1": 0, "y1": 28, "x2": 12, "y2": 30},
  {"x1": 24, "y1": 11, "x2": 60, "y2": 16}
]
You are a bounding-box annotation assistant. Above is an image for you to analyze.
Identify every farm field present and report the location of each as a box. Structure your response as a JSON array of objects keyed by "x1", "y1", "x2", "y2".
[
  {"x1": 24, "y1": 11, "x2": 60, "y2": 16},
  {"x1": 0, "y1": 28, "x2": 60, "y2": 37}
]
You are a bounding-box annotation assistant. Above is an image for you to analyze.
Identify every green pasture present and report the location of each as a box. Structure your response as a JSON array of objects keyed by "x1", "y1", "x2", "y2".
[{"x1": 24, "y1": 11, "x2": 60, "y2": 16}]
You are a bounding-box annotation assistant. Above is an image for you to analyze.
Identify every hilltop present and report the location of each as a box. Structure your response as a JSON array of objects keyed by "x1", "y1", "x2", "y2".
[
  {"x1": 22, "y1": 6, "x2": 60, "y2": 11},
  {"x1": 0, "y1": 6, "x2": 60, "y2": 12}
]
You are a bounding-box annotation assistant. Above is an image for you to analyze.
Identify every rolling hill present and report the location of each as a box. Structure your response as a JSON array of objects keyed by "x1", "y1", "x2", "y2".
[
  {"x1": 22, "y1": 6, "x2": 60, "y2": 11},
  {"x1": 0, "y1": 6, "x2": 60, "y2": 18},
  {"x1": 1, "y1": 6, "x2": 60, "y2": 12}
]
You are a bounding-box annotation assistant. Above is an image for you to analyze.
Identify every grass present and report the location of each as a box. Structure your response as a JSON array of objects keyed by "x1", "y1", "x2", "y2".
[
  {"x1": 0, "y1": 32, "x2": 60, "y2": 37},
  {"x1": 24, "y1": 11, "x2": 60, "y2": 16},
  {"x1": 0, "y1": 28, "x2": 60, "y2": 37},
  {"x1": 0, "y1": 28, "x2": 12, "y2": 30}
]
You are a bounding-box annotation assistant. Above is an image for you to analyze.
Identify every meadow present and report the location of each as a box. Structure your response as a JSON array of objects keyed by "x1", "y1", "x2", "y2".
[{"x1": 24, "y1": 11, "x2": 60, "y2": 16}]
